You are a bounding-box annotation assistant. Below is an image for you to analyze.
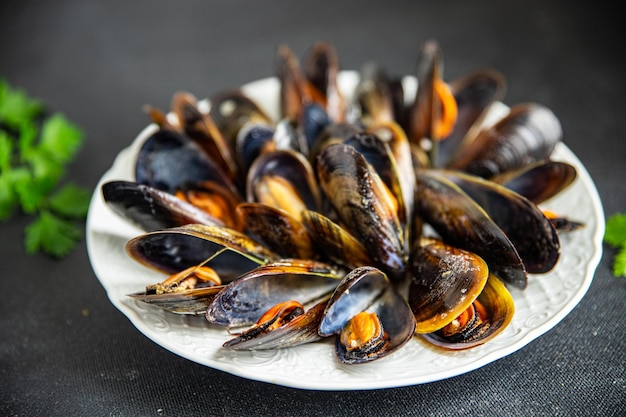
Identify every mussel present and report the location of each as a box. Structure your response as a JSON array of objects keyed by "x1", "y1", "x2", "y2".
[
  {"x1": 408, "y1": 237, "x2": 514, "y2": 349},
  {"x1": 316, "y1": 143, "x2": 406, "y2": 280},
  {"x1": 126, "y1": 224, "x2": 277, "y2": 278},
  {"x1": 448, "y1": 103, "x2": 562, "y2": 179},
  {"x1": 128, "y1": 263, "x2": 225, "y2": 315},
  {"x1": 206, "y1": 259, "x2": 342, "y2": 328},
  {"x1": 318, "y1": 266, "x2": 416, "y2": 364},
  {"x1": 101, "y1": 180, "x2": 224, "y2": 231},
  {"x1": 221, "y1": 300, "x2": 328, "y2": 350},
  {"x1": 414, "y1": 168, "x2": 528, "y2": 289},
  {"x1": 408, "y1": 237, "x2": 489, "y2": 334}
]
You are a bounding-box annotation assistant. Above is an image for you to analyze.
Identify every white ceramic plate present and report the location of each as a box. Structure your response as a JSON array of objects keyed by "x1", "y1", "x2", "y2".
[{"x1": 86, "y1": 72, "x2": 604, "y2": 390}]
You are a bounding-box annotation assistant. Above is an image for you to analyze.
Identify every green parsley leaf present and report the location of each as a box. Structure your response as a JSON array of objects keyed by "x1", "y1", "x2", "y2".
[
  {"x1": 49, "y1": 183, "x2": 92, "y2": 218},
  {"x1": 0, "y1": 130, "x2": 12, "y2": 172},
  {"x1": 604, "y1": 213, "x2": 626, "y2": 247},
  {"x1": 1, "y1": 78, "x2": 89, "y2": 258},
  {"x1": 604, "y1": 212, "x2": 626, "y2": 278},
  {"x1": 0, "y1": 79, "x2": 43, "y2": 128},
  {"x1": 39, "y1": 113, "x2": 83, "y2": 164},
  {"x1": 18, "y1": 119, "x2": 38, "y2": 156},
  {"x1": 613, "y1": 244, "x2": 626, "y2": 278},
  {"x1": 21, "y1": 145, "x2": 65, "y2": 186},
  {"x1": 13, "y1": 170, "x2": 47, "y2": 213},
  {"x1": 0, "y1": 172, "x2": 16, "y2": 219},
  {"x1": 24, "y1": 210, "x2": 82, "y2": 258}
]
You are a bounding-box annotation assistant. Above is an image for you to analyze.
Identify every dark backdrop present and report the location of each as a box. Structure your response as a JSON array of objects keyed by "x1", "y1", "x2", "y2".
[{"x1": 1, "y1": 1, "x2": 624, "y2": 416}]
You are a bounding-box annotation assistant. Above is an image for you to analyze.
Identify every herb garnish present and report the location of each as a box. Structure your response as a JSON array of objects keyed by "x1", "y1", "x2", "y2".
[
  {"x1": 604, "y1": 212, "x2": 626, "y2": 277},
  {"x1": 0, "y1": 78, "x2": 91, "y2": 258}
]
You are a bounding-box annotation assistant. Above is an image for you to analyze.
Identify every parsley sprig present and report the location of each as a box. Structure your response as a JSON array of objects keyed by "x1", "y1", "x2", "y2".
[
  {"x1": 604, "y1": 212, "x2": 626, "y2": 278},
  {"x1": 0, "y1": 78, "x2": 91, "y2": 258}
]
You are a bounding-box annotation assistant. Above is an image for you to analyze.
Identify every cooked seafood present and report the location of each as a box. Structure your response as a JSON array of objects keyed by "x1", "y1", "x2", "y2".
[{"x1": 101, "y1": 40, "x2": 584, "y2": 365}]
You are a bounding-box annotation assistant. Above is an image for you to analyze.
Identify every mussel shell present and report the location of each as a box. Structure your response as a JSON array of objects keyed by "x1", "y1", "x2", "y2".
[
  {"x1": 316, "y1": 143, "x2": 406, "y2": 280},
  {"x1": 408, "y1": 39, "x2": 442, "y2": 143},
  {"x1": 126, "y1": 224, "x2": 277, "y2": 279},
  {"x1": 490, "y1": 160, "x2": 577, "y2": 205},
  {"x1": 414, "y1": 169, "x2": 527, "y2": 288},
  {"x1": 237, "y1": 202, "x2": 316, "y2": 260},
  {"x1": 366, "y1": 121, "x2": 417, "y2": 242},
  {"x1": 208, "y1": 89, "x2": 273, "y2": 150},
  {"x1": 436, "y1": 69, "x2": 507, "y2": 168},
  {"x1": 408, "y1": 237, "x2": 489, "y2": 334},
  {"x1": 301, "y1": 41, "x2": 346, "y2": 122},
  {"x1": 421, "y1": 274, "x2": 515, "y2": 350},
  {"x1": 343, "y1": 132, "x2": 407, "y2": 224},
  {"x1": 300, "y1": 102, "x2": 332, "y2": 151},
  {"x1": 135, "y1": 127, "x2": 237, "y2": 197},
  {"x1": 101, "y1": 180, "x2": 223, "y2": 231},
  {"x1": 235, "y1": 121, "x2": 276, "y2": 175},
  {"x1": 449, "y1": 103, "x2": 562, "y2": 178},
  {"x1": 221, "y1": 300, "x2": 328, "y2": 350},
  {"x1": 206, "y1": 259, "x2": 342, "y2": 327},
  {"x1": 352, "y1": 61, "x2": 396, "y2": 125},
  {"x1": 308, "y1": 122, "x2": 362, "y2": 165},
  {"x1": 128, "y1": 285, "x2": 224, "y2": 315},
  {"x1": 171, "y1": 91, "x2": 239, "y2": 182},
  {"x1": 273, "y1": 117, "x2": 309, "y2": 155},
  {"x1": 319, "y1": 266, "x2": 416, "y2": 364},
  {"x1": 175, "y1": 180, "x2": 243, "y2": 230},
  {"x1": 440, "y1": 170, "x2": 560, "y2": 274},
  {"x1": 300, "y1": 209, "x2": 373, "y2": 269},
  {"x1": 275, "y1": 43, "x2": 309, "y2": 122},
  {"x1": 246, "y1": 149, "x2": 322, "y2": 216}
]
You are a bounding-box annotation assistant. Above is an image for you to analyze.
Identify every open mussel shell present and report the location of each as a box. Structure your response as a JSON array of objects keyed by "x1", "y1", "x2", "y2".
[
  {"x1": 246, "y1": 149, "x2": 322, "y2": 220},
  {"x1": 316, "y1": 143, "x2": 406, "y2": 280},
  {"x1": 126, "y1": 224, "x2": 278, "y2": 279},
  {"x1": 273, "y1": 117, "x2": 309, "y2": 155},
  {"x1": 449, "y1": 102, "x2": 562, "y2": 179},
  {"x1": 414, "y1": 169, "x2": 528, "y2": 289},
  {"x1": 352, "y1": 61, "x2": 396, "y2": 126},
  {"x1": 174, "y1": 180, "x2": 243, "y2": 230},
  {"x1": 275, "y1": 43, "x2": 309, "y2": 123},
  {"x1": 300, "y1": 209, "x2": 373, "y2": 270},
  {"x1": 206, "y1": 259, "x2": 343, "y2": 328},
  {"x1": 275, "y1": 44, "x2": 334, "y2": 152},
  {"x1": 208, "y1": 88, "x2": 273, "y2": 151},
  {"x1": 408, "y1": 39, "x2": 443, "y2": 144},
  {"x1": 128, "y1": 285, "x2": 225, "y2": 315},
  {"x1": 408, "y1": 237, "x2": 489, "y2": 334},
  {"x1": 319, "y1": 266, "x2": 416, "y2": 364},
  {"x1": 101, "y1": 180, "x2": 223, "y2": 231},
  {"x1": 436, "y1": 69, "x2": 507, "y2": 168},
  {"x1": 171, "y1": 91, "x2": 239, "y2": 182},
  {"x1": 439, "y1": 169, "x2": 560, "y2": 274},
  {"x1": 421, "y1": 274, "x2": 515, "y2": 350},
  {"x1": 235, "y1": 121, "x2": 276, "y2": 175},
  {"x1": 221, "y1": 300, "x2": 328, "y2": 350},
  {"x1": 301, "y1": 41, "x2": 346, "y2": 123},
  {"x1": 490, "y1": 160, "x2": 577, "y2": 205},
  {"x1": 300, "y1": 102, "x2": 332, "y2": 153},
  {"x1": 237, "y1": 202, "x2": 316, "y2": 260},
  {"x1": 135, "y1": 126, "x2": 238, "y2": 197}
]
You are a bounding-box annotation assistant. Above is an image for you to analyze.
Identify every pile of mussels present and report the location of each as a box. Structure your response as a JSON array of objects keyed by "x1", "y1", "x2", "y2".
[{"x1": 102, "y1": 40, "x2": 583, "y2": 364}]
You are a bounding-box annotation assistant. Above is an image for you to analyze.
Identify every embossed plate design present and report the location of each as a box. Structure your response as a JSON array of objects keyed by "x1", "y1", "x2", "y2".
[{"x1": 87, "y1": 72, "x2": 604, "y2": 390}]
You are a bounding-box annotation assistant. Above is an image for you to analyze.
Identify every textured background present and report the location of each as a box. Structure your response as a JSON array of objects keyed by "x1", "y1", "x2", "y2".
[{"x1": 1, "y1": 1, "x2": 624, "y2": 416}]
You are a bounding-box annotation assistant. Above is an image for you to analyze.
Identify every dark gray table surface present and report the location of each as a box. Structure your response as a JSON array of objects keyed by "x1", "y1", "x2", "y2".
[{"x1": 2, "y1": 1, "x2": 624, "y2": 416}]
